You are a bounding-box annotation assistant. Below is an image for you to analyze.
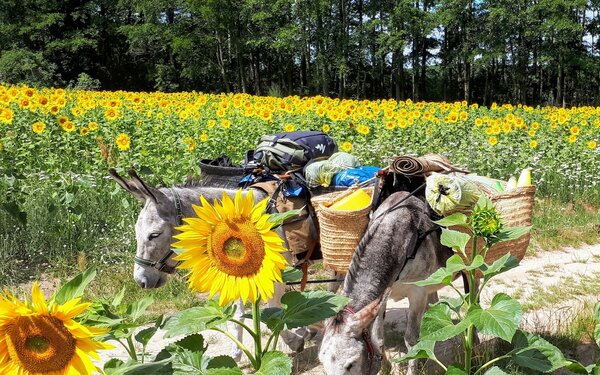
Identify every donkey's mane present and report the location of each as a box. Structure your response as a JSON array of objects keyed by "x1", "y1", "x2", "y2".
[{"x1": 345, "y1": 200, "x2": 424, "y2": 286}]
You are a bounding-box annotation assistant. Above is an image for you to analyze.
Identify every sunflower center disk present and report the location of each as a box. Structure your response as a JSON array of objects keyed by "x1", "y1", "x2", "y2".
[
  {"x1": 6, "y1": 315, "x2": 77, "y2": 373},
  {"x1": 211, "y1": 221, "x2": 266, "y2": 277}
]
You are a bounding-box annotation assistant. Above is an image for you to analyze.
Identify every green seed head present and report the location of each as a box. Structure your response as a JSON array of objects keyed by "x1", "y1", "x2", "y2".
[{"x1": 472, "y1": 205, "x2": 502, "y2": 238}]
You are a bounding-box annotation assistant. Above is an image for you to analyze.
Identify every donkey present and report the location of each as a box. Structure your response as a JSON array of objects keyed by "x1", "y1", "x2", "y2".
[
  {"x1": 319, "y1": 191, "x2": 453, "y2": 375},
  {"x1": 109, "y1": 169, "x2": 336, "y2": 355}
]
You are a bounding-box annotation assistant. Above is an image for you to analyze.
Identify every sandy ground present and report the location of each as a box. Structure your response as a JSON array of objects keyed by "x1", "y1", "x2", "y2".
[{"x1": 97, "y1": 244, "x2": 600, "y2": 374}]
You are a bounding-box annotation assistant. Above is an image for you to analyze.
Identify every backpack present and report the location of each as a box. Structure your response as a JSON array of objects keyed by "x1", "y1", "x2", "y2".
[{"x1": 251, "y1": 131, "x2": 338, "y2": 173}]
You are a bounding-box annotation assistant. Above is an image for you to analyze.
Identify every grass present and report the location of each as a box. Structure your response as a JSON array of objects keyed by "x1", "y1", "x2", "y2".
[
  {"x1": 531, "y1": 197, "x2": 600, "y2": 252},
  {"x1": 521, "y1": 273, "x2": 600, "y2": 312}
]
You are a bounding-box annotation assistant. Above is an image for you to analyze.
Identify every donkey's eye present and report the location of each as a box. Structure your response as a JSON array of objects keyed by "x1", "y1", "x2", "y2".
[
  {"x1": 345, "y1": 363, "x2": 353, "y2": 371},
  {"x1": 148, "y1": 232, "x2": 162, "y2": 240}
]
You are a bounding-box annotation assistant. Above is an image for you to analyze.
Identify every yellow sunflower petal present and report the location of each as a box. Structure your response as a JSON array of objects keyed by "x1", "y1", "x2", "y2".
[
  {"x1": 30, "y1": 282, "x2": 49, "y2": 314},
  {"x1": 221, "y1": 192, "x2": 235, "y2": 217}
]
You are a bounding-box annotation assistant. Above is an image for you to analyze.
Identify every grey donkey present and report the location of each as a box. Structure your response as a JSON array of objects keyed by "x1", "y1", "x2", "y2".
[
  {"x1": 319, "y1": 191, "x2": 453, "y2": 375},
  {"x1": 109, "y1": 169, "x2": 337, "y2": 357}
]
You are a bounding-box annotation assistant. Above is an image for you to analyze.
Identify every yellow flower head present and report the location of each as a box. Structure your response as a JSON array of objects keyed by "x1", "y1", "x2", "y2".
[
  {"x1": 0, "y1": 282, "x2": 112, "y2": 374},
  {"x1": 283, "y1": 123, "x2": 295, "y2": 132},
  {"x1": 530, "y1": 140, "x2": 538, "y2": 149},
  {"x1": 588, "y1": 140, "x2": 597, "y2": 150},
  {"x1": 570, "y1": 125, "x2": 580, "y2": 136},
  {"x1": 173, "y1": 189, "x2": 287, "y2": 305},
  {"x1": 183, "y1": 137, "x2": 196, "y2": 151},
  {"x1": 80, "y1": 127, "x2": 89, "y2": 136},
  {"x1": 221, "y1": 119, "x2": 231, "y2": 129},
  {"x1": 356, "y1": 124, "x2": 370, "y2": 135},
  {"x1": 116, "y1": 133, "x2": 131, "y2": 151},
  {"x1": 88, "y1": 122, "x2": 98, "y2": 131},
  {"x1": 488, "y1": 136, "x2": 498, "y2": 146},
  {"x1": 32, "y1": 122, "x2": 45, "y2": 134},
  {"x1": 104, "y1": 108, "x2": 118, "y2": 121},
  {"x1": 200, "y1": 133, "x2": 208, "y2": 143},
  {"x1": 62, "y1": 122, "x2": 76, "y2": 133},
  {"x1": 341, "y1": 141, "x2": 353, "y2": 152},
  {"x1": 322, "y1": 124, "x2": 330, "y2": 133}
]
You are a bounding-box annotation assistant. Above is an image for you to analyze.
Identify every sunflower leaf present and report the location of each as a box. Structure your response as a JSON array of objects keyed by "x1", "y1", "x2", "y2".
[
  {"x1": 127, "y1": 296, "x2": 154, "y2": 322},
  {"x1": 53, "y1": 267, "x2": 97, "y2": 305},
  {"x1": 282, "y1": 267, "x2": 303, "y2": 283},
  {"x1": 268, "y1": 208, "x2": 302, "y2": 228},
  {"x1": 256, "y1": 351, "x2": 293, "y2": 375},
  {"x1": 106, "y1": 358, "x2": 173, "y2": 375},
  {"x1": 279, "y1": 291, "x2": 350, "y2": 329},
  {"x1": 163, "y1": 301, "x2": 235, "y2": 338}
]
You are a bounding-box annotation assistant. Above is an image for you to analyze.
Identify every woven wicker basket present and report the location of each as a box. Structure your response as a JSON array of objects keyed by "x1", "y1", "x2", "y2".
[
  {"x1": 453, "y1": 185, "x2": 536, "y2": 265},
  {"x1": 311, "y1": 187, "x2": 374, "y2": 273}
]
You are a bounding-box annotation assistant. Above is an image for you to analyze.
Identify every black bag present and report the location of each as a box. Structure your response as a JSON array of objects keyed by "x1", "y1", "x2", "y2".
[{"x1": 251, "y1": 131, "x2": 337, "y2": 173}]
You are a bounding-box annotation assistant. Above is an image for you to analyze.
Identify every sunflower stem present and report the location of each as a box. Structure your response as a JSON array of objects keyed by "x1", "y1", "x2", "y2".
[
  {"x1": 211, "y1": 327, "x2": 257, "y2": 368},
  {"x1": 126, "y1": 336, "x2": 138, "y2": 362},
  {"x1": 252, "y1": 297, "x2": 263, "y2": 369},
  {"x1": 230, "y1": 318, "x2": 258, "y2": 341}
]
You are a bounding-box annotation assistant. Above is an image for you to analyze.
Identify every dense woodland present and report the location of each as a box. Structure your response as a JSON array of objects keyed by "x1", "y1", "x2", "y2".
[{"x1": 1, "y1": 0, "x2": 599, "y2": 105}]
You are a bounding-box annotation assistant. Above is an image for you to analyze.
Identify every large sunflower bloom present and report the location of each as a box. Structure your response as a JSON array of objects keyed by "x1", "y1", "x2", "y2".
[
  {"x1": 0, "y1": 282, "x2": 112, "y2": 374},
  {"x1": 173, "y1": 189, "x2": 287, "y2": 306}
]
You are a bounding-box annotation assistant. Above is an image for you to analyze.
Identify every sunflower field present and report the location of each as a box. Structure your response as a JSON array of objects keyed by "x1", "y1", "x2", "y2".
[
  {"x1": 1, "y1": 84, "x2": 599, "y2": 199},
  {"x1": 0, "y1": 83, "x2": 599, "y2": 284}
]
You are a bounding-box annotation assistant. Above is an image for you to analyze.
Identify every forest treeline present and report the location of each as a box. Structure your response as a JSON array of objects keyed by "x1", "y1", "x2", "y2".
[{"x1": 1, "y1": 0, "x2": 599, "y2": 106}]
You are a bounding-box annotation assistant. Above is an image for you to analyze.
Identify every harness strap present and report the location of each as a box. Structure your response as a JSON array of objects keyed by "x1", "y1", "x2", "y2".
[{"x1": 342, "y1": 306, "x2": 379, "y2": 375}]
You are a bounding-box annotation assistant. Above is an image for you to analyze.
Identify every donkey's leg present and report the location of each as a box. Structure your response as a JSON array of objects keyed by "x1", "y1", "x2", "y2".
[
  {"x1": 372, "y1": 299, "x2": 392, "y2": 375},
  {"x1": 229, "y1": 299, "x2": 244, "y2": 361},
  {"x1": 405, "y1": 286, "x2": 432, "y2": 375}
]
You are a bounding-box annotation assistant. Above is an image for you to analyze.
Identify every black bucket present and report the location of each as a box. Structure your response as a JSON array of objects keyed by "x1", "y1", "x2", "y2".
[{"x1": 198, "y1": 158, "x2": 245, "y2": 190}]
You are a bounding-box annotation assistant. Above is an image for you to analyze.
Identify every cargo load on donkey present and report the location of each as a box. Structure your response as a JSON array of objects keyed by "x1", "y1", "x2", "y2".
[
  {"x1": 239, "y1": 131, "x2": 344, "y2": 288},
  {"x1": 246, "y1": 131, "x2": 338, "y2": 174}
]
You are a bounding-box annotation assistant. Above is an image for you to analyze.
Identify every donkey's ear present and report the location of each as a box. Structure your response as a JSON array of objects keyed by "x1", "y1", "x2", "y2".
[
  {"x1": 109, "y1": 168, "x2": 147, "y2": 202},
  {"x1": 127, "y1": 169, "x2": 168, "y2": 204},
  {"x1": 345, "y1": 290, "x2": 390, "y2": 335}
]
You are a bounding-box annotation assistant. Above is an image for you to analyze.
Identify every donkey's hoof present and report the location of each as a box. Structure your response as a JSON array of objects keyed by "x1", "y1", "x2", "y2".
[{"x1": 280, "y1": 330, "x2": 305, "y2": 353}]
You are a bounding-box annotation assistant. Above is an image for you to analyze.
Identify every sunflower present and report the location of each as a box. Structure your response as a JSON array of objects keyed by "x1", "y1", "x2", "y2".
[
  {"x1": 115, "y1": 133, "x2": 130, "y2": 151},
  {"x1": 0, "y1": 282, "x2": 112, "y2": 374},
  {"x1": 32, "y1": 122, "x2": 46, "y2": 134},
  {"x1": 173, "y1": 189, "x2": 287, "y2": 306},
  {"x1": 341, "y1": 141, "x2": 353, "y2": 152}
]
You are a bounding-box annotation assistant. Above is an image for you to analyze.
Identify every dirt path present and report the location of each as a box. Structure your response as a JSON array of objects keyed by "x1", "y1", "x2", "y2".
[{"x1": 97, "y1": 244, "x2": 600, "y2": 374}]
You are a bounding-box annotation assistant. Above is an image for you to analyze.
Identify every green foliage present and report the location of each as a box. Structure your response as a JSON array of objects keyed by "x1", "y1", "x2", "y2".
[
  {"x1": 68, "y1": 73, "x2": 101, "y2": 91},
  {"x1": 52, "y1": 267, "x2": 97, "y2": 305},
  {"x1": 0, "y1": 0, "x2": 597, "y2": 103},
  {"x1": 116, "y1": 290, "x2": 347, "y2": 374},
  {"x1": 0, "y1": 50, "x2": 57, "y2": 87},
  {"x1": 163, "y1": 301, "x2": 237, "y2": 338},
  {"x1": 394, "y1": 197, "x2": 574, "y2": 374}
]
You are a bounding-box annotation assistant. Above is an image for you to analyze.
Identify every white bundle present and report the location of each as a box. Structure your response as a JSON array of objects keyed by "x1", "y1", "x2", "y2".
[{"x1": 425, "y1": 172, "x2": 482, "y2": 215}]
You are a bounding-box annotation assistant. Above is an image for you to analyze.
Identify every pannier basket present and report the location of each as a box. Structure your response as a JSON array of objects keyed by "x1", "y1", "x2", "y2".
[
  {"x1": 311, "y1": 187, "x2": 374, "y2": 273},
  {"x1": 198, "y1": 159, "x2": 244, "y2": 190},
  {"x1": 453, "y1": 185, "x2": 536, "y2": 265}
]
